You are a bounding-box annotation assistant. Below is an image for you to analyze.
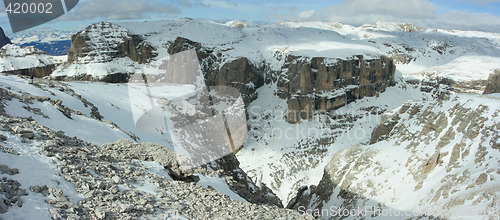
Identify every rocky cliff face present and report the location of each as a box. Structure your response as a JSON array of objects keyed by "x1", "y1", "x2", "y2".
[
  {"x1": 0, "y1": 27, "x2": 11, "y2": 48},
  {"x1": 68, "y1": 22, "x2": 156, "y2": 64},
  {"x1": 52, "y1": 22, "x2": 158, "y2": 82},
  {"x1": 277, "y1": 55, "x2": 396, "y2": 123},
  {"x1": 166, "y1": 37, "x2": 395, "y2": 113},
  {"x1": 57, "y1": 22, "x2": 397, "y2": 112},
  {"x1": 484, "y1": 69, "x2": 500, "y2": 94},
  {"x1": 0, "y1": 44, "x2": 57, "y2": 78},
  {"x1": 167, "y1": 37, "x2": 264, "y2": 106},
  {"x1": 201, "y1": 154, "x2": 283, "y2": 207},
  {"x1": 287, "y1": 94, "x2": 500, "y2": 219},
  {"x1": 1, "y1": 65, "x2": 55, "y2": 78}
]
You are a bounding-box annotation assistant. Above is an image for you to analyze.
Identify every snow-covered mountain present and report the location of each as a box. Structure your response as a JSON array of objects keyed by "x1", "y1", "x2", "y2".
[
  {"x1": 288, "y1": 91, "x2": 500, "y2": 219},
  {"x1": 46, "y1": 19, "x2": 500, "y2": 89},
  {"x1": 0, "y1": 44, "x2": 65, "y2": 78},
  {"x1": 0, "y1": 18, "x2": 499, "y2": 219}
]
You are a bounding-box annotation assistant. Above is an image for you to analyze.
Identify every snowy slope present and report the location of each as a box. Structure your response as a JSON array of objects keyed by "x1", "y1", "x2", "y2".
[
  {"x1": 0, "y1": 73, "x2": 170, "y2": 147},
  {"x1": 291, "y1": 92, "x2": 500, "y2": 219},
  {"x1": 236, "y1": 74, "x2": 431, "y2": 204},
  {"x1": 51, "y1": 58, "x2": 141, "y2": 79},
  {"x1": 0, "y1": 18, "x2": 499, "y2": 219},
  {"x1": 0, "y1": 73, "x2": 304, "y2": 219}
]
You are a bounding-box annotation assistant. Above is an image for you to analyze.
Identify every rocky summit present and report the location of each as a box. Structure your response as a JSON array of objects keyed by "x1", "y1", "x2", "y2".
[
  {"x1": 67, "y1": 21, "x2": 157, "y2": 65},
  {"x1": 0, "y1": 18, "x2": 499, "y2": 220}
]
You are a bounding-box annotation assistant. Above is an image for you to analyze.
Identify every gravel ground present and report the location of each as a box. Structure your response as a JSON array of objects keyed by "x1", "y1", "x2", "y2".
[{"x1": 0, "y1": 85, "x2": 313, "y2": 219}]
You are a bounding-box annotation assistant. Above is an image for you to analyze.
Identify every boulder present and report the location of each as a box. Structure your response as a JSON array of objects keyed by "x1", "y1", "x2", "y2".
[{"x1": 483, "y1": 69, "x2": 500, "y2": 94}]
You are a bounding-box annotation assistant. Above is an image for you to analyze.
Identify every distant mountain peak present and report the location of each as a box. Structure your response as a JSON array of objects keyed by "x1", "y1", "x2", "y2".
[
  {"x1": 67, "y1": 21, "x2": 156, "y2": 64},
  {"x1": 362, "y1": 21, "x2": 424, "y2": 32}
]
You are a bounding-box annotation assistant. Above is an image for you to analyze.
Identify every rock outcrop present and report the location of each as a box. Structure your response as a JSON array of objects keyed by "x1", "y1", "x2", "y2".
[
  {"x1": 67, "y1": 21, "x2": 156, "y2": 64},
  {"x1": 1, "y1": 65, "x2": 56, "y2": 78},
  {"x1": 166, "y1": 37, "x2": 395, "y2": 113},
  {"x1": 483, "y1": 69, "x2": 500, "y2": 94},
  {"x1": 277, "y1": 55, "x2": 396, "y2": 123},
  {"x1": 0, "y1": 177, "x2": 27, "y2": 214},
  {"x1": 0, "y1": 44, "x2": 57, "y2": 78},
  {"x1": 0, "y1": 27, "x2": 11, "y2": 48},
  {"x1": 201, "y1": 154, "x2": 283, "y2": 207},
  {"x1": 286, "y1": 146, "x2": 390, "y2": 218},
  {"x1": 167, "y1": 37, "x2": 264, "y2": 106},
  {"x1": 52, "y1": 22, "x2": 158, "y2": 82},
  {"x1": 369, "y1": 109, "x2": 400, "y2": 144}
]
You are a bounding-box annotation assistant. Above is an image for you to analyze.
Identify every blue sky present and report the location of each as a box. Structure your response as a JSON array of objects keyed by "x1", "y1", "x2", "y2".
[{"x1": 1, "y1": 0, "x2": 500, "y2": 33}]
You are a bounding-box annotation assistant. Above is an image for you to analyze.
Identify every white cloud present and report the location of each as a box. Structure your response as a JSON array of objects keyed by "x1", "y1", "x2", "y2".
[
  {"x1": 178, "y1": 0, "x2": 193, "y2": 7},
  {"x1": 461, "y1": 0, "x2": 500, "y2": 5},
  {"x1": 281, "y1": 0, "x2": 437, "y2": 26},
  {"x1": 200, "y1": 0, "x2": 242, "y2": 11},
  {"x1": 61, "y1": 0, "x2": 181, "y2": 21},
  {"x1": 327, "y1": 0, "x2": 436, "y2": 19},
  {"x1": 437, "y1": 10, "x2": 500, "y2": 31},
  {"x1": 286, "y1": 0, "x2": 500, "y2": 32},
  {"x1": 299, "y1": 10, "x2": 315, "y2": 19}
]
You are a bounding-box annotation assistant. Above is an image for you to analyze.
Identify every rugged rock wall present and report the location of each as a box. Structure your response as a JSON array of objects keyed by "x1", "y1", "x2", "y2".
[
  {"x1": 286, "y1": 146, "x2": 390, "y2": 218},
  {"x1": 277, "y1": 55, "x2": 396, "y2": 123},
  {"x1": 60, "y1": 22, "x2": 396, "y2": 120},
  {"x1": 167, "y1": 37, "x2": 395, "y2": 113},
  {"x1": 53, "y1": 72, "x2": 131, "y2": 83},
  {"x1": 67, "y1": 21, "x2": 156, "y2": 64},
  {"x1": 484, "y1": 69, "x2": 500, "y2": 94},
  {"x1": 1, "y1": 65, "x2": 55, "y2": 78},
  {"x1": 167, "y1": 37, "x2": 264, "y2": 106},
  {"x1": 201, "y1": 154, "x2": 283, "y2": 207}
]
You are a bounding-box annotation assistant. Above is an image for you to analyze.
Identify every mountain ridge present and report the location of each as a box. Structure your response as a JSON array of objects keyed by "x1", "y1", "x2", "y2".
[{"x1": 0, "y1": 18, "x2": 499, "y2": 219}]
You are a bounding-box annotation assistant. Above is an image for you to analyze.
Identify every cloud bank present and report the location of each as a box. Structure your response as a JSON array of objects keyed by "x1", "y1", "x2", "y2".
[
  {"x1": 10, "y1": 0, "x2": 498, "y2": 32},
  {"x1": 290, "y1": 0, "x2": 500, "y2": 32},
  {"x1": 61, "y1": 0, "x2": 181, "y2": 21}
]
